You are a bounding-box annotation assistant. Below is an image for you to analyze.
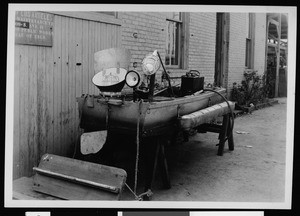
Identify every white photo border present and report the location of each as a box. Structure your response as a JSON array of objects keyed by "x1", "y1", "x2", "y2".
[{"x1": 5, "y1": 4, "x2": 296, "y2": 209}]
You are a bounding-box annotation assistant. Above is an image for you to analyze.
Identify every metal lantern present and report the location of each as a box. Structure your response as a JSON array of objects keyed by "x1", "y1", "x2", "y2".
[{"x1": 141, "y1": 50, "x2": 161, "y2": 76}]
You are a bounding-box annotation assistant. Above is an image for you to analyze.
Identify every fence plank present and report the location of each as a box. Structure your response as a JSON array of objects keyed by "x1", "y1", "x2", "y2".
[
  {"x1": 61, "y1": 16, "x2": 69, "y2": 156},
  {"x1": 75, "y1": 18, "x2": 83, "y2": 143},
  {"x1": 18, "y1": 45, "x2": 29, "y2": 177},
  {"x1": 117, "y1": 25, "x2": 121, "y2": 47},
  {"x1": 45, "y1": 45, "x2": 54, "y2": 155},
  {"x1": 75, "y1": 18, "x2": 83, "y2": 97},
  {"x1": 106, "y1": 24, "x2": 112, "y2": 49},
  {"x1": 93, "y1": 21, "x2": 99, "y2": 95},
  {"x1": 111, "y1": 24, "x2": 117, "y2": 48},
  {"x1": 13, "y1": 46, "x2": 20, "y2": 179},
  {"x1": 99, "y1": 23, "x2": 105, "y2": 50},
  {"x1": 27, "y1": 45, "x2": 38, "y2": 176},
  {"x1": 69, "y1": 16, "x2": 77, "y2": 149},
  {"x1": 82, "y1": 19, "x2": 89, "y2": 94},
  {"x1": 53, "y1": 15, "x2": 62, "y2": 155},
  {"x1": 37, "y1": 46, "x2": 47, "y2": 162},
  {"x1": 88, "y1": 20, "x2": 95, "y2": 95}
]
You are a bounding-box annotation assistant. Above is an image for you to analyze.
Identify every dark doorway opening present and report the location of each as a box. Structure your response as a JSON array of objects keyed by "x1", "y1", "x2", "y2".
[{"x1": 214, "y1": 13, "x2": 228, "y2": 87}]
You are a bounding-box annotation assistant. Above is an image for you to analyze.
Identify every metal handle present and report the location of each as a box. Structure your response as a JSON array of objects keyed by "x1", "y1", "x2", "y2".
[
  {"x1": 186, "y1": 70, "x2": 200, "y2": 77},
  {"x1": 33, "y1": 167, "x2": 120, "y2": 194}
]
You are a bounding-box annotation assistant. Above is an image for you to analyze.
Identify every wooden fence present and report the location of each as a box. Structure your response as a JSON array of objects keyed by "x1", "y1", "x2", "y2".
[{"x1": 13, "y1": 12, "x2": 121, "y2": 179}]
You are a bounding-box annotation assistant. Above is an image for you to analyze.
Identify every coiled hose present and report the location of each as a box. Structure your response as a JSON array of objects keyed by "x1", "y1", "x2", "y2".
[{"x1": 203, "y1": 88, "x2": 235, "y2": 141}]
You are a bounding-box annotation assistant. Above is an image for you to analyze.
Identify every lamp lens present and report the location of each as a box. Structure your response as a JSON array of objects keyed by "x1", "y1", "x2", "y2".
[{"x1": 125, "y1": 70, "x2": 140, "y2": 88}]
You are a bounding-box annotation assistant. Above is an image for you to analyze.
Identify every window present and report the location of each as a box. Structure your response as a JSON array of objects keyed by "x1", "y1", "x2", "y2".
[
  {"x1": 245, "y1": 13, "x2": 255, "y2": 69},
  {"x1": 165, "y1": 12, "x2": 183, "y2": 68}
]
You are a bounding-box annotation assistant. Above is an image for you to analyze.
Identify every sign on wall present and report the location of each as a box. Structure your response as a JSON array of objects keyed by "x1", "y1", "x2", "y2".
[{"x1": 15, "y1": 11, "x2": 54, "y2": 46}]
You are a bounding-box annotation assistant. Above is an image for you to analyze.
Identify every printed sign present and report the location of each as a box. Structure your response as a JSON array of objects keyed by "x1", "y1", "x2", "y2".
[{"x1": 15, "y1": 11, "x2": 54, "y2": 46}]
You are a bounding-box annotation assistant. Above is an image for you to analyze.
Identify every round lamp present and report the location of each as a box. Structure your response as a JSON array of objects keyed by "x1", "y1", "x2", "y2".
[{"x1": 125, "y1": 70, "x2": 140, "y2": 88}]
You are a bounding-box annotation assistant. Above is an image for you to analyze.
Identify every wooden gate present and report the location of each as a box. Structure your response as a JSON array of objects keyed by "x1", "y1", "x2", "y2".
[{"x1": 13, "y1": 12, "x2": 121, "y2": 179}]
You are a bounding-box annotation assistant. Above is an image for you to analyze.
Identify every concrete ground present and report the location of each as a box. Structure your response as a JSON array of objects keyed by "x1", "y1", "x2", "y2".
[{"x1": 121, "y1": 98, "x2": 287, "y2": 202}]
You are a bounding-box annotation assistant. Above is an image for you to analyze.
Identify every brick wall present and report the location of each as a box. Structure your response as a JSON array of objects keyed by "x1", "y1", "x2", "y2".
[
  {"x1": 254, "y1": 13, "x2": 267, "y2": 75},
  {"x1": 119, "y1": 12, "x2": 217, "y2": 86},
  {"x1": 120, "y1": 12, "x2": 166, "y2": 81},
  {"x1": 189, "y1": 12, "x2": 216, "y2": 86},
  {"x1": 118, "y1": 12, "x2": 266, "y2": 96},
  {"x1": 227, "y1": 13, "x2": 247, "y2": 96}
]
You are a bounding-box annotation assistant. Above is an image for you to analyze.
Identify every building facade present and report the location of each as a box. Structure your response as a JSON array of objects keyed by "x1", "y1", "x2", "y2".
[
  {"x1": 13, "y1": 11, "x2": 268, "y2": 179},
  {"x1": 120, "y1": 12, "x2": 267, "y2": 93}
]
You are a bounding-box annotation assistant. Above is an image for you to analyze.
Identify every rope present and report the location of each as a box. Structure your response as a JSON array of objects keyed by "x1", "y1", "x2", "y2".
[
  {"x1": 125, "y1": 183, "x2": 153, "y2": 201},
  {"x1": 125, "y1": 183, "x2": 142, "y2": 201},
  {"x1": 134, "y1": 100, "x2": 142, "y2": 194}
]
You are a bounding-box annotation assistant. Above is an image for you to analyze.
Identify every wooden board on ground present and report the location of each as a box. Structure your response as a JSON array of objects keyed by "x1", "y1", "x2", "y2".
[
  {"x1": 32, "y1": 154, "x2": 127, "y2": 200},
  {"x1": 13, "y1": 177, "x2": 59, "y2": 200}
]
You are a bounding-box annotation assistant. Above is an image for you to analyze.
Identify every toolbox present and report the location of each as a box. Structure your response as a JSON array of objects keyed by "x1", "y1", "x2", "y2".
[{"x1": 181, "y1": 70, "x2": 204, "y2": 96}]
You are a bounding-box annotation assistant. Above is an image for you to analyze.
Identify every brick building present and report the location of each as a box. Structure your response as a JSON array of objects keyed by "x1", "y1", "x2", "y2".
[
  {"x1": 119, "y1": 12, "x2": 267, "y2": 96},
  {"x1": 12, "y1": 11, "x2": 272, "y2": 179}
]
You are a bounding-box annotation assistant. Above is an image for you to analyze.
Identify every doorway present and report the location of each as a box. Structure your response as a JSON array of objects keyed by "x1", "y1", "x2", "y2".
[{"x1": 214, "y1": 13, "x2": 229, "y2": 87}]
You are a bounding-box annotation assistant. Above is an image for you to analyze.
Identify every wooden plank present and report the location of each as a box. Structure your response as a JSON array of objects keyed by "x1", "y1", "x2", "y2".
[
  {"x1": 267, "y1": 42, "x2": 287, "y2": 50},
  {"x1": 75, "y1": 18, "x2": 83, "y2": 97},
  {"x1": 88, "y1": 20, "x2": 95, "y2": 95},
  {"x1": 58, "y1": 16, "x2": 64, "y2": 155},
  {"x1": 99, "y1": 22, "x2": 105, "y2": 50},
  {"x1": 18, "y1": 45, "x2": 29, "y2": 178},
  {"x1": 111, "y1": 24, "x2": 117, "y2": 48},
  {"x1": 33, "y1": 174, "x2": 119, "y2": 200},
  {"x1": 52, "y1": 15, "x2": 62, "y2": 155},
  {"x1": 75, "y1": 18, "x2": 83, "y2": 140},
  {"x1": 183, "y1": 13, "x2": 190, "y2": 70},
  {"x1": 95, "y1": 20, "x2": 99, "y2": 51},
  {"x1": 117, "y1": 24, "x2": 121, "y2": 47},
  {"x1": 68, "y1": 17, "x2": 76, "y2": 151},
  {"x1": 95, "y1": 22, "x2": 105, "y2": 95},
  {"x1": 13, "y1": 45, "x2": 20, "y2": 179},
  {"x1": 106, "y1": 24, "x2": 112, "y2": 49},
  {"x1": 37, "y1": 46, "x2": 47, "y2": 161},
  {"x1": 13, "y1": 177, "x2": 59, "y2": 200},
  {"x1": 45, "y1": 45, "x2": 54, "y2": 155},
  {"x1": 268, "y1": 17, "x2": 279, "y2": 26},
  {"x1": 27, "y1": 45, "x2": 39, "y2": 176},
  {"x1": 61, "y1": 16, "x2": 69, "y2": 156},
  {"x1": 93, "y1": 21, "x2": 99, "y2": 94},
  {"x1": 179, "y1": 101, "x2": 235, "y2": 130},
  {"x1": 82, "y1": 19, "x2": 89, "y2": 94},
  {"x1": 36, "y1": 154, "x2": 126, "y2": 188},
  {"x1": 32, "y1": 154, "x2": 127, "y2": 200},
  {"x1": 47, "y1": 11, "x2": 122, "y2": 26}
]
